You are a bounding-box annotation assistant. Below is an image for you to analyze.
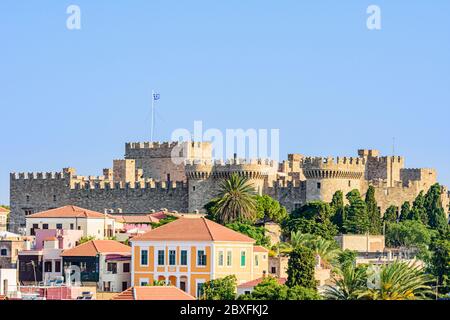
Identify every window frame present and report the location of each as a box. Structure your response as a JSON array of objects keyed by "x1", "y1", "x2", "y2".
[{"x1": 140, "y1": 249, "x2": 149, "y2": 266}]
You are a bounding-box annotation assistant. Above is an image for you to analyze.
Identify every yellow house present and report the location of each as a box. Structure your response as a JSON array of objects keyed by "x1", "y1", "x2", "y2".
[{"x1": 130, "y1": 217, "x2": 269, "y2": 298}]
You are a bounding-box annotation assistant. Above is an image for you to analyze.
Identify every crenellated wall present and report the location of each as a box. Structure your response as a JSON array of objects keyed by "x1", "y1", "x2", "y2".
[{"x1": 9, "y1": 144, "x2": 448, "y2": 230}]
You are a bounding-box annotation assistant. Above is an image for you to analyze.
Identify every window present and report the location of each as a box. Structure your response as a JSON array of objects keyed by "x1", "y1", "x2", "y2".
[
  {"x1": 141, "y1": 249, "x2": 148, "y2": 266},
  {"x1": 226, "y1": 251, "x2": 232, "y2": 266},
  {"x1": 255, "y1": 254, "x2": 259, "y2": 267},
  {"x1": 107, "y1": 262, "x2": 117, "y2": 274},
  {"x1": 77, "y1": 226, "x2": 81, "y2": 230},
  {"x1": 56, "y1": 224, "x2": 63, "y2": 230},
  {"x1": 240, "y1": 251, "x2": 246, "y2": 267},
  {"x1": 218, "y1": 251, "x2": 224, "y2": 266},
  {"x1": 158, "y1": 250, "x2": 165, "y2": 265},
  {"x1": 197, "y1": 282, "x2": 205, "y2": 298},
  {"x1": 348, "y1": 180, "x2": 351, "y2": 187},
  {"x1": 44, "y1": 261, "x2": 52, "y2": 273},
  {"x1": 0, "y1": 249, "x2": 7, "y2": 256},
  {"x1": 169, "y1": 250, "x2": 176, "y2": 266},
  {"x1": 53, "y1": 195, "x2": 57, "y2": 202},
  {"x1": 271, "y1": 266, "x2": 276, "y2": 274},
  {"x1": 55, "y1": 261, "x2": 61, "y2": 273},
  {"x1": 197, "y1": 250, "x2": 206, "y2": 266},
  {"x1": 167, "y1": 174, "x2": 171, "y2": 181},
  {"x1": 193, "y1": 186, "x2": 196, "y2": 191},
  {"x1": 140, "y1": 279, "x2": 149, "y2": 286},
  {"x1": 123, "y1": 263, "x2": 130, "y2": 273},
  {"x1": 26, "y1": 195, "x2": 30, "y2": 202},
  {"x1": 180, "y1": 250, "x2": 188, "y2": 266},
  {"x1": 24, "y1": 209, "x2": 33, "y2": 216},
  {"x1": 43, "y1": 224, "x2": 48, "y2": 230},
  {"x1": 70, "y1": 224, "x2": 74, "y2": 230},
  {"x1": 317, "y1": 182, "x2": 321, "y2": 189}
]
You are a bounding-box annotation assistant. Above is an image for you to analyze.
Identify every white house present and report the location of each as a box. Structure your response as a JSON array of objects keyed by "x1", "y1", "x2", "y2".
[{"x1": 25, "y1": 206, "x2": 121, "y2": 239}]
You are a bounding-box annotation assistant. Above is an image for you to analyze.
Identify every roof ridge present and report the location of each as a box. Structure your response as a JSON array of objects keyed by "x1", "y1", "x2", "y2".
[
  {"x1": 91, "y1": 240, "x2": 99, "y2": 253},
  {"x1": 202, "y1": 218, "x2": 215, "y2": 241}
]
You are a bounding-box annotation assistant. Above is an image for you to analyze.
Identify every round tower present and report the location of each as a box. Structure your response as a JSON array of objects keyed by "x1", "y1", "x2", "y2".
[{"x1": 302, "y1": 156, "x2": 365, "y2": 203}]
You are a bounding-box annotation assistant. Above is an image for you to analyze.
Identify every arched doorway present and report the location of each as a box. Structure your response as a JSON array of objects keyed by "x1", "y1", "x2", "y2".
[
  {"x1": 179, "y1": 276, "x2": 188, "y2": 292},
  {"x1": 168, "y1": 275, "x2": 177, "y2": 286}
]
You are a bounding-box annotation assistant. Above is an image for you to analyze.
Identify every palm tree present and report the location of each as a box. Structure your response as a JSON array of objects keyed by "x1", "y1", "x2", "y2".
[
  {"x1": 214, "y1": 173, "x2": 257, "y2": 224},
  {"x1": 324, "y1": 263, "x2": 367, "y2": 300},
  {"x1": 358, "y1": 261, "x2": 433, "y2": 300},
  {"x1": 277, "y1": 232, "x2": 340, "y2": 268}
]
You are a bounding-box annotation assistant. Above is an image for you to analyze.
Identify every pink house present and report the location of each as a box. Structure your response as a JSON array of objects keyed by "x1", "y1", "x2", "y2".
[{"x1": 34, "y1": 229, "x2": 83, "y2": 251}]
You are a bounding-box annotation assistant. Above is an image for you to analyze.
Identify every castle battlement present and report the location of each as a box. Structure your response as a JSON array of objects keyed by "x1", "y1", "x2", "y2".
[
  {"x1": 11, "y1": 171, "x2": 66, "y2": 180},
  {"x1": 301, "y1": 156, "x2": 366, "y2": 170},
  {"x1": 125, "y1": 141, "x2": 180, "y2": 150},
  {"x1": 70, "y1": 180, "x2": 188, "y2": 191}
]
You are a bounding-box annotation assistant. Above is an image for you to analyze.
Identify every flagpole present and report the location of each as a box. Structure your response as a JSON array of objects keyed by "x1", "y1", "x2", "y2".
[{"x1": 151, "y1": 89, "x2": 155, "y2": 142}]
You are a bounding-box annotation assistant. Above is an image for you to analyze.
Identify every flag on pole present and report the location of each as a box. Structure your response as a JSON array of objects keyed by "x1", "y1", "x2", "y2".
[{"x1": 153, "y1": 92, "x2": 160, "y2": 101}]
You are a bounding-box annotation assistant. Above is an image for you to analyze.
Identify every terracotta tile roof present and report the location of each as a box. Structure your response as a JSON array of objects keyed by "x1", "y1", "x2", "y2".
[
  {"x1": 253, "y1": 245, "x2": 269, "y2": 253},
  {"x1": 27, "y1": 206, "x2": 107, "y2": 219},
  {"x1": 0, "y1": 207, "x2": 9, "y2": 213},
  {"x1": 61, "y1": 240, "x2": 131, "y2": 257},
  {"x1": 238, "y1": 277, "x2": 287, "y2": 288},
  {"x1": 112, "y1": 286, "x2": 195, "y2": 300},
  {"x1": 111, "y1": 212, "x2": 167, "y2": 224},
  {"x1": 0, "y1": 295, "x2": 7, "y2": 300},
  {"x1": 131, "y1": 217, "x2": 255, "y2": 243}
]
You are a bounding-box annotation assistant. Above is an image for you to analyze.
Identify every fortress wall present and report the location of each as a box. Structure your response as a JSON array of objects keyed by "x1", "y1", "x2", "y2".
[
  {"x1": 9, "y1": 172, "x2": 71, "y2": 232},
  {"x1": 265, "y1": 181, "x2": 307, "y2": 213}
]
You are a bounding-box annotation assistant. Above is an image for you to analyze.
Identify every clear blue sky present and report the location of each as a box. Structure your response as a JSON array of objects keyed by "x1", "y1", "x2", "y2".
[{"x1": 0, "y1": 1, "x2": 449, "y2": 204}]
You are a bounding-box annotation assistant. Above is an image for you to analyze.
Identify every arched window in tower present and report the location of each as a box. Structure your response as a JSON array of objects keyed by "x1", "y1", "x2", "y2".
[
  {"x1": 348, "y1": 180, "x2": 351, "y2": 187},
  {"x1": 317, "y1": 182, "x2": 321, "y2": 189}
]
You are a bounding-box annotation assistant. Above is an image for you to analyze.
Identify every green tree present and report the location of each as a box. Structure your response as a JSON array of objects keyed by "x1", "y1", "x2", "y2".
[
  {"x1": 365, "y1": 186, "x2": 382, "y2": 235},
  {"x1": 201, "y1": 275, "x2": 237, "y2": 300},
  {"x1": 213, "y1": 173, "x2": 257, "y2": 224},
  {"x1": 344, "y1": 190, "x2": 369, "y2": 234},
  {"x1": 277, "y1": 232, "x2": 340, "y2": 268},
  {"x1": 324, "y1": 263, "x2": 367, "y2": 300},
  {"x1": 383, "y1": 206, "x2": 398, "y2": 224},
  {"x1": 336, "y1": 249, "x2": 357, "y2": 269},
  {"x1": 411, "y1": 191, "x2": 428, "y2": 224},
  {"x1": 330, "y1": 191, "x2": 345, "y2": 233},
  {"x1": 286, "y1": 286, "x2": 321, "y2": 300},
  {"x1": 286, "y1": 246, "x2": 317, "y2": 290},
  {"x1": 284, "y1": 201, "x2": 338, "y2": 240},
  {"x1": 427, "y1": 239, "x2": 450, "y2": 295},
  {"x1": 358, "y1": 261, "x2": 433, "y2": 300},
  {"x1": 399, "y1": 202, "x2": 411, "y2": 222},
  {"x1": 255, "y1": 195, "x2": 287, "y2": 223},
  {"x1": 78, "y1": 236, "x2": 96, "y2": 244},
  {"x1": 424, "y1": 184, "x2": 448, "y2": 234},
  {"x1": 385, "y1": 220, "x2": 434, "y2": 250},
  {"x1": 226, "y1": 222, "x2": 271, "y2": 247},
  {"x1": 238, "y1": 277, "x2": 288, "y2": 300}
]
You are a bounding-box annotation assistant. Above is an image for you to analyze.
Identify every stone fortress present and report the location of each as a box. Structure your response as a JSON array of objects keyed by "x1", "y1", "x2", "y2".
[{"x1": 9, "y1": 141, "x2": 450, "y2": 232}]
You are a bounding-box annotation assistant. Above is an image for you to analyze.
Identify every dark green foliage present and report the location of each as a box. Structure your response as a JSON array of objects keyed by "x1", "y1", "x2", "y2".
[
  {"x1": 343, "y1": 190, "x2": 369, "y2": 234},
  {"x1": 226, "y1": 222, "x2": 271, "y2": 247},
  {"x1": 330, "y1": 191, "x2": 345, "y2": 233},
  {"x1": 337, "y1": 249, "x2": 357, "y2": 269},
  {"x1": 399, "y1": 202, "x2": 411, "y2": 222},
  {"x1": 284, "y1": 201, "x2": 338, "y2": 240},
  {"x1": 428, "y1": 238, "x2": 450, "y2": 295},
  {"x1": 150, "y1": 216, "x2": 178, "y2": 229},
  {"x1": 411, "y1": 191, "x2": 428, "y2": 225},
  {"x1": 424, "y1": 184, "x2": 448, "y2": 234},
  {"x1": 384, "y1": 206, "x2": 399, "y2": 224},
  {"x1": 385, "y1": 220, "x2": 434, "y2": 249},
  {"x1": 365, "y1": 186, "x2": 382, "y2": 235},
  {"x1": 238, "y1": 277, "x2": 320, "y2": 300},
  {"x1": 201, "y1": 275, "x2": 237, "y2": 300},
  {"x1": 214, "y1": 173, "x2": 257, "y2": 224},
  {"x1": 255, "y1": 195, "x2": 288, "y2": 223},
  {"x1": 286, "y1": 246, "x2": 317, "y2": 290}
]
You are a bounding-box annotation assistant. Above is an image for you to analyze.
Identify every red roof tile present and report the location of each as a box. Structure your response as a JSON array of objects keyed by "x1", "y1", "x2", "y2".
[
  {"x1": 237, "y1": 277, "x2": 287, "y2": 288},
  {"x1": 28, "y1": 206, "x2": 107, "y2": 219},
  {"x1": 112, "y1": 286, "x2": 195, "y2": 300},
  {"x1": 61, "y1": 240, "x2": 131, "y2": 257},
  {"x1": 131, "y1": 217, "x2": 255, "y2": 243}
]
